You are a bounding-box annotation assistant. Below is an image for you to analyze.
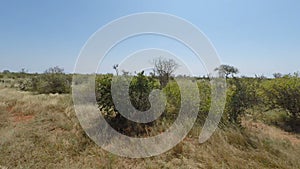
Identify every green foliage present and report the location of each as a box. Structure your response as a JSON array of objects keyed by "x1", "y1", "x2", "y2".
[
  {"x1": 224, "y1": 78, "x2": 262, "y2": 124},
  {"x1": 32, "y1": 73, "x2": 71, "y2": 94},
  {"x1": 160, "y1": 79, "x2": 211, "y2": 124},
  {"x1": 17, "y1": 67, "x2": 71, "y2": 94},
  {"x1": 96, "y1": 73, "x2": 160, "y2": 112},
  {"x1": 129, "y1": 72, "x2": 160, "y2": 111},
  {"x1": 95, "y1": 74, "x2": 114, "y2": 110},
  {"x1": 197, "y1": 80, "x2": 211, "y2": 120},
  {"x1": 95, "y1": 72, "x2": 160, "y2": 135},
  {"x1": 163, "y1": 80, "x2": 181, "y2": 116},
  {"x1": 261, "y1": 76, "x2": 300, "y2": 131},
  {"x1": 18, "y1": 78, "x2": 33, "y2": 91},
  {"x1": 9, "y1": 65, "x2": 300, "y2": 133}
]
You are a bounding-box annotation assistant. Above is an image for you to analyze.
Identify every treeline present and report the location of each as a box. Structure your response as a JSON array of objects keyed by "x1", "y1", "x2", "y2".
[
  {"x1": 1, "y1": 63, "x2": 299, "y2": 134},
  {"x1": 0, "y1": 66, "x2": 71, "y2": 94}
]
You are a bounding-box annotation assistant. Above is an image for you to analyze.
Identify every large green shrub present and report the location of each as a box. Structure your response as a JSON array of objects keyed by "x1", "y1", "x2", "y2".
[
  {"x1": 96, "y1": 73, "x2": 160, "y2": 110},
  {"x1": 224, "y1": 78, "x2": 262, "y2": 124},
  {"x1": 95, "y1": 72, "x2": 160, "y2": 135},
  {"x1": 18, "y1": 67, "x2": 71, "y2": 94},
  {"x1": 261, "y1": 75, "x2": 300, "y2": 131},
  {"x1": 129, "y1": 72, "x2": 160, "y2": 111},
  {"x1": 35, "y1": 75, "x2": 70, "y2": 94}
]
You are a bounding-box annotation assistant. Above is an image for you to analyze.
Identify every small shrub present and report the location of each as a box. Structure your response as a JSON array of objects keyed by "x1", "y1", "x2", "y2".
[{"x1": 17, "y1": 78, "x2": 33, "y2": 91}]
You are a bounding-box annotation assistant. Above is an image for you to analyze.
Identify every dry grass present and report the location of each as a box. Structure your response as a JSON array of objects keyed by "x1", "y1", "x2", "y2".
[{"x1": 0, "y1": 87, "x2": 299, "y2": 169}]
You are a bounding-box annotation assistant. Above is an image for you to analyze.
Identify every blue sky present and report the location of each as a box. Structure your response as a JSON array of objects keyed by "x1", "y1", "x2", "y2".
[{"x1": 1, "y1": 0, "x2": 300, "y2": 77}]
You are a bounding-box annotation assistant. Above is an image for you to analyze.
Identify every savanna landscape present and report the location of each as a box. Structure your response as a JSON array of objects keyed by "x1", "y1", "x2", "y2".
[
  {"x1": 1, "y1": 1, "x2": 300, "y2": 169},
  {"x1": 0, "y1": 62, "x2": 299, "y2": 169}
]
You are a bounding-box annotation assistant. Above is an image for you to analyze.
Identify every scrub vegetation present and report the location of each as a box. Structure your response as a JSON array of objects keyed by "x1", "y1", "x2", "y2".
[{"x1": 0, "y1": 62, "x2": 299, "y2": 168}]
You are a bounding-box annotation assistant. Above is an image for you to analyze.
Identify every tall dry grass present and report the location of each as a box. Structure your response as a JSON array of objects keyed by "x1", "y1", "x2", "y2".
[{"x1": 0, "y1": 87, "x2": 299, "y2": 169}]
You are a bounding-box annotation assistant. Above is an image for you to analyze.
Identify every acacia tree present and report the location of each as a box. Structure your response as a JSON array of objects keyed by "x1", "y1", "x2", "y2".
[
  {"x1": 153, "y1": 57, "x2": 178, "y2": 88},
  {"x1": 215, "y1": 64, "x2": 239, "y2": 78}
]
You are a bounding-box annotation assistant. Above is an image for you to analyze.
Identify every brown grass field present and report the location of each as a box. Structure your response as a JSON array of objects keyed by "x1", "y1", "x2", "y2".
[{"x1": 0, "y1": 86, "x2": 300, "y2": 169}]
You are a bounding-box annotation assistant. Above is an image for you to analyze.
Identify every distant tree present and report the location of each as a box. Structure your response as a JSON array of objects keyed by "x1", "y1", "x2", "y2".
[
  {"x1": 20, "y1": 68, "x2": 27, "y2": 74},
  {"x1": 215, "y1": 64, "x2": 239, "y2": 78},
  {"x1": 153, "y1": 57, "x2": 178, "y2": 88},
  {"x1": 3, "y1": 70, "x2": 10, "y2": 74},
  {"x1": 273, "y1": 73, "x2": 282, "y2": 78},
  {"x1": 44, "y1": 66, "x2": 64, "y2": 74}
]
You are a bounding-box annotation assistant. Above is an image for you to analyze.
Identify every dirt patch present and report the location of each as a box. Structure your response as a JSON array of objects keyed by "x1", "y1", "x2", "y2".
[
  {"x1": 13, "y1": 114, "x2": 34, "y2": 123},
  {"x1": 5, "y1": 103, "x2": 34, "y2": 123}
]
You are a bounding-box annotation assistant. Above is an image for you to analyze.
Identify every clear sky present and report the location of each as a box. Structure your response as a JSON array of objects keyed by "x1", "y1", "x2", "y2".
[{"x1": 1, "y1": 0, "x2": 300, "y2": 77}]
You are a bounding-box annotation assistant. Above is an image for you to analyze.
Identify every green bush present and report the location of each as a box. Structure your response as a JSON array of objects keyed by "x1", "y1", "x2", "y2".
[
  {"x1": 224, "y1": 78, "x2": 262, "y2": 125},
  {"x1": 18, "y1": 78, "x2": 33, "y2": 91},
  {"x1": 163, "y1": 80, "x2": 181, "y2": 117},
  {"x1": 95, "y1": 72, "x2": 160, "y2": 135},
  {"x1": 18, "y1": 67, "x2": 71, "y2": 94},
  {"x1": 35, "y1": 73, "x2": 71, "y2": 94},
  {"x1": 261, "y1": 76, "x2": 300, "y2": 131},
  {"x1": 129, "y1": 72, "x2": 160, "y2": 111},
  {"x1": 161, "y1": 79, "x2": 212, "y2": 122},
  {"x1": 95, "y1": 74, "x2": 114, "y2": 110},
  {"x1": 96, "y1": 72, "x2": 160, "y2": 111},
  {"x1": 197, "y1": 80, "x2": 211, "y2": 123}
]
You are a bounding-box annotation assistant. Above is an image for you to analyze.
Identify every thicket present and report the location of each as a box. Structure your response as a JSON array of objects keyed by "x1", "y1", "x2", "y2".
[
  {"x1": 3, "y1": 66, "x2": 299, "y2": 133},
  {"x1": 223, "y1": 78, "x2": 262, "y2": 124},
  {"x1": 94, "y1": 73, "x2": 300, "y2": 133},
  {"x1": 260, "y1": 74, "x2": 300, "y2": 132},
  {"x1": 16, "y1": 66, "x2": 71, "y2": 94}
]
